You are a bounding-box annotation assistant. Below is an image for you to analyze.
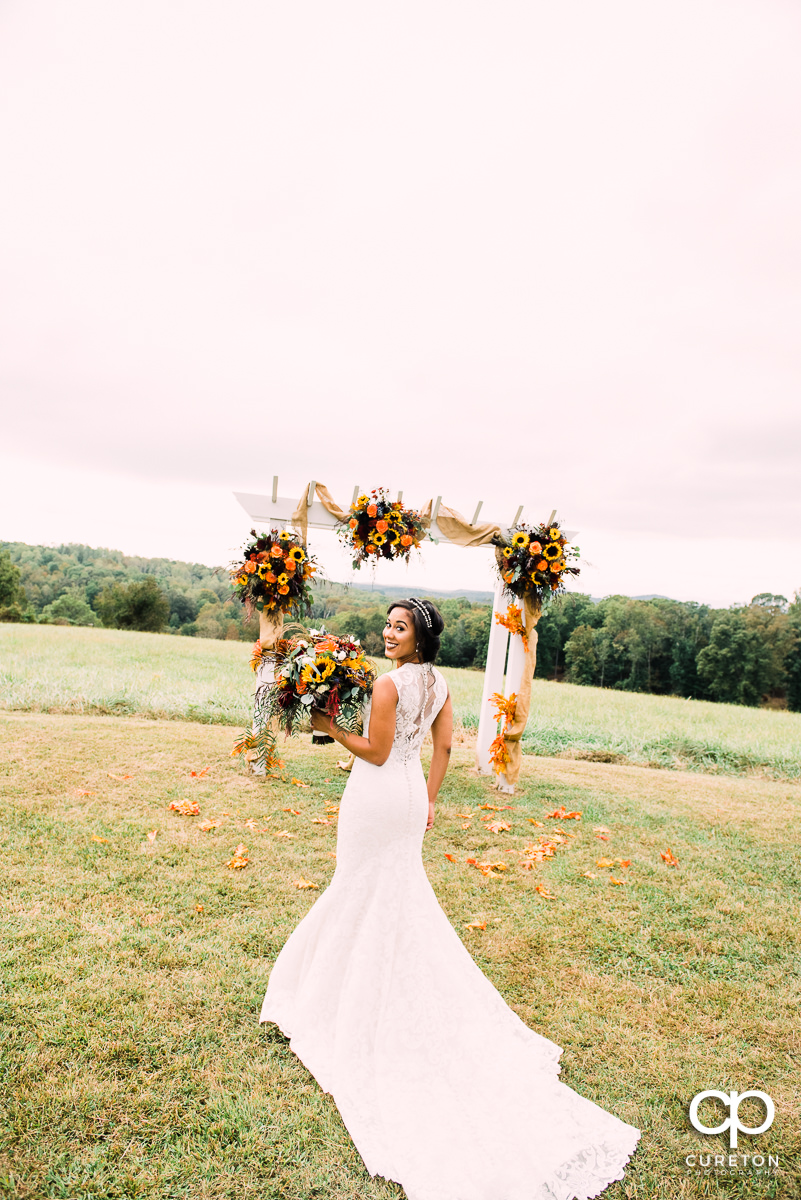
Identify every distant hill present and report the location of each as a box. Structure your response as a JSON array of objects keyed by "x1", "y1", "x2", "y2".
[{"x1": 344, "y1": 581, "x2": 495, "y2": 604}]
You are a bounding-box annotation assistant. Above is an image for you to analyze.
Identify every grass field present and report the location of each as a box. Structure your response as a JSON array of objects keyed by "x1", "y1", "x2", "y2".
[
  {"x1": 3, "y1": 624, "x2": 801, "y2": 780},
  {"x1": 2, "y1": 711, "x2": 799, "y2": 1199}
]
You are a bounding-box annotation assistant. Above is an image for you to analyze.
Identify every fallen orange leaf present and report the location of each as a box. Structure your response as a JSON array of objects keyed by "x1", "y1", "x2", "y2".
[
  {"x1": 311, "y1": 817, "x2": 333, "y2": 825},
  {"x1": 485, "y1": 820, "x2": 511, "y2": 834},
  {"x1": 243, "y1": 818, "x2": 258, "y2": 830},
  {"x1": 225, "y1": 843, "x2": 249, "y2": 869},
  {"x1": 661, "y1": 848, "x2": 679, "y2": 867},
  {"x1": 444, "y1": 853, "x2": 457, "y2": 862},
  {"x1": 169, "y1": 800, "x2": 200, "y2": 816},
  {"x1": 293, "y1": 879, "x2": 318, "y2": 889},
  {"x1": 194, "y1": 903, "x2": 204, "y2": 913},
  {"x1": 291, "y1": 778, "x2": 311, "y2": 788},
  {"x1": 535, "y1": 883, "x2": 555, "y2": 898},
  {"x1": 609, "y1": 876, "x2": 627, "y2": 885},
  {"x1": 189, "y1": 768, "x2": 210, "y2": 777},
  {"x1": 595, "y1": 834, "x2": 610, "y2": 841},
  {"x1": 326, "y1": 851, "x2": 337, "y2": 859},
  {"x1": 75, "y1": 789, "x2": 95, "y2": 797},
  {"x1": 146, "y1": 830, "x2": 157, "y2": 842},
  {"x1": 581, "y1": 872, "x2": 597, "y2": 879},
  {"x1": 593, "y1": 825, "x2": 610, "y2": 833},
  {"x1": 456, "y1": 813, "x2": 473, "y2": 819},
  {"x1": 596, "y1": 858, "x2": 616, "y2": 868},
  {"x1": 546, "y1": 807, "x2": 582, "y2": 819},
  {"x1": 479, "y1": 804, "x2": 513, "y2": 811},
  {"x1": 527, "y1": 819, "x2": 545, "y2": 827},
  {"x1": 282, "y1": 808, "x2": 301, "y2": 815},
  {"x1": 465, "y1": 921, "x2": 487, "y2": 930},
  {"x1": 199, "y1": 819, "x2": 222, "y2": 832},
  {"x1": 91, "y1": 835, "x2": 109, "y2": 843},
  {"x1": 107, "y1": 773, "x2": 133, "y2": 781},
  {"x1": 274, "y1": 830, "x2": 296, "y2": 839}
]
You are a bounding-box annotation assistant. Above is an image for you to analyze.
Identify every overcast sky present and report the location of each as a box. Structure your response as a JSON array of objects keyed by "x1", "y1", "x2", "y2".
[{"x1": 1, "y1": 0, "x2": 799, "y2": 606}]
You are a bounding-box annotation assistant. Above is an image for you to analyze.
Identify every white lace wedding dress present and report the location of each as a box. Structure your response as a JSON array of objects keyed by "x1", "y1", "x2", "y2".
[{"x1": 260, "y1": 661, "x2": 640, "y2": 1200}]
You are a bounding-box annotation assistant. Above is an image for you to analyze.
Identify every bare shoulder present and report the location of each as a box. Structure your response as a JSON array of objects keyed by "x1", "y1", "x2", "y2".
[{"x1": 372, "y1": 673, "x2": 399, "y2": 703}]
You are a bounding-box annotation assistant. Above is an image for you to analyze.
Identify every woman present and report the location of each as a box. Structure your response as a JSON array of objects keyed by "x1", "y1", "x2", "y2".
[{"x1": 260, "y1": 598, "x2": 640, "y2": 1200}]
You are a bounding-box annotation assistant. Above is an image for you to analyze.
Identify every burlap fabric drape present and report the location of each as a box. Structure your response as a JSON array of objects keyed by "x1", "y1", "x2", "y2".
[
  {"x1": 291, "y1": 482, "x2": 350, "y2": 543},
  {"x1": 495, "y1": 583, "x2": 542, "y2": 787}
]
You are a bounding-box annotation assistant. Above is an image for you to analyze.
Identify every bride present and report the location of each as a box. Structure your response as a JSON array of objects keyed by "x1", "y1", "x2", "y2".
[{"x1": 260, "y1": 598, "x2": 641, "y2": 1200}]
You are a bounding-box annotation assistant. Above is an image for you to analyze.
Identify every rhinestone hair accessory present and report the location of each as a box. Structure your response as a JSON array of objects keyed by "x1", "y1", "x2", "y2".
[{"x1": 408, "y1": 598, "x2": 432, "y2": 629}]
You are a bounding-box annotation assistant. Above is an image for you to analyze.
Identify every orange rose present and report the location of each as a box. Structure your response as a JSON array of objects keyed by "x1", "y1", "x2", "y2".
[
  {"x1": 284, "y1": 560, "x2": 296, "y2": 574},
  {"x1": 367, "y1": 504, "x2": 378, "y2": 517},
  {"x1": 366, "y1": 544, "x2": 377, "y2": 554},
  {"x1": 265, "y1": 571, "x2": 277, "y2": 583},
  {"x1": 536, "y1": 559, "x2": 548, "y2": 571},
  {"x1": 296, "y1": 680, "x2": 307, "y2": 694},
  {"x1": 400, "y1": 534, "x2": 413, "y2": 547},
  {"x1": 245, "y1": 561, "x2": 257, "y2": 574},
  {"x1": 256, "y1": 551, "x2": 268, "y2": 562},
  {"x1": 278, "y1": 585, "x2": 290, "y2": 595},
  {"x1": 376, "y1": 519, "x2": 388, "y2": 533},
  {"x1": 349, "y1": 518, "x2": 358, "y2": 529},
  {"x1": 270, "y1": 544, "x2": 284, "y2": 558},
  {"x1": 528, "y1": 541, "x2": 542, "y2": 555}
]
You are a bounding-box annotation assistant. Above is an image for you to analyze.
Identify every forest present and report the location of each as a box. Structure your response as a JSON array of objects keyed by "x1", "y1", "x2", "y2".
[{"x1": 2, "y1": 540, "x2": 800, "y2": 710}]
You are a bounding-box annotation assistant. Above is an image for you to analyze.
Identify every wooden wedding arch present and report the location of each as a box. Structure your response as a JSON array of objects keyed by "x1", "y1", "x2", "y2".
[{"x1": 234, "y1": 480, "x2": 576, "y2": 795}]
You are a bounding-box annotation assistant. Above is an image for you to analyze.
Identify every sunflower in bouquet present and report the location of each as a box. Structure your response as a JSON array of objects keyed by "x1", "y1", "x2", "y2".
[
  {"x1": 338, "y1": 487, "x2": 430, "y2": 569},
  {"x1": 255, "y1": 627, "x2": 378, "y2": 740},
  {"x1": 495, "y1": 520, "x2": 580, "y2": 603},
  {"x1": 229, "y1": 528, "x2": 319, "y2": 618}
]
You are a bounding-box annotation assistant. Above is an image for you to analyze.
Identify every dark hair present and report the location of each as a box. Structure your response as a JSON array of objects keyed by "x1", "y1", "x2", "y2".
[{"x1": 386, "y1": 599, "x2": 444, "y2": 663}]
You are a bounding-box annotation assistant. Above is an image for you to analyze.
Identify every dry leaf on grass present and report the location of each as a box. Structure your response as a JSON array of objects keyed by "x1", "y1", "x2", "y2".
[
  {"x1": 91, "y1": 835, "x2": 109, "y2": 843},
  {"x1": 466, "y1": 858, "x2": 508, "y2": 877},
  {"x1": 194, "y1": 903, "x2": 204, "y2": 913},
  {"x1": 593, "y1": 825, "x2": 610, "y2": 833},
  {"x1": 581, "y1": 872, "x2": 597, "y2": 879},
  {"x1": 595, "y1": 834, "x2": 610, "y2": 841},
  {"x1": 189, "y1": 768, "x2": 210, "y2": 777},
  {"x1": 534, "y1": 884, "x2": 556, "y2": 898},
  {"x1": 527, "y1": 819, "x2": 545, "y2": 827},
  {"x1": 225, "y1": 844, "x2": 249, "y2": 869},
  {"x1": 146, "y1": 830, "x2": 157, "y2": 842},
  {"x1": 274, "y1": 830, "x2": 296, "y2": 839},
  {"x1": 479, "y1": 804, "x2": 513, "y2": 812},
  {"x1": 484, "y1": 820, "x2": 511, "y2": 834},
  {"x1": 609, "y1": 876, "x2": 627, "y2": 885},
  {"x1": 169, "y1": 800, "x2": 200, "y2": 816},
  {"x1": 282, "y1": 807, "x2": 301, "y2": 815},
  {"x1": 294, "y1": 879, "x2": 318, "y2": 889},
  {"x1": 311, "y1": 817, "x2": 334, "y2": 825},
  {"x1": 107, "y1": 773, "x2": 133, "y2": 781},
  {"x1": 75, "y1": 790, "x2": 95, "y2": 797},
  {"x1": 199, "y1": 819, "x2": 223, "y2": 832},
  {"x1": 546, "y1": 806, "x2": 581, "y2": 819},
  {"x1": 465, "y1": 921, "x2": 487, "y2": 931},
  {"x1": 661, "y1": 848, "x2": 680, "y2": 866},
  {"x1": 326, "y1": 851, "x2": 337, "y2": 859},
  {"x1": 291, "y1": 778, "x2": 311, "y2": 788}
]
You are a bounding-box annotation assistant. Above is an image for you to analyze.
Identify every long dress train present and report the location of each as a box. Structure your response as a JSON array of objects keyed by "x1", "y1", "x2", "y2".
[{"x1": 260, "y1": 661, "x2": 641, "y2": 1200}]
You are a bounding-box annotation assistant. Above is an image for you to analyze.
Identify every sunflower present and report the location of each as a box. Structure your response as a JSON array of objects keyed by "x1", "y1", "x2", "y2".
[
  {"x1": 511, "y1": 531, "x2": 530, "y2": 548},
  {"x1": 548, "y1": 526, "x2": 560, "y2": 541},
  {"x1": 279, "y1": 531, "x2": 291, "y2": 542},
  {"x1": 288, "y1": 546, "x2": 305, "y2": 563},
  {"x1": 317, "y1": 658, "x2": 336, "y2": 680},
  {"x1": 276, "y1": 573, "x2": 289, "y2": 586},
  {"x1": 373, "y1": 533, "x2": 387, "y2": 546},
  {"x1": 502, "y1": 546, "x2": 514, "y2": 559},
  {"x1": 543, "y1": 543, "x2": 560, "y2": 560},
  {"x1": 238, "y1": 575, "x2": 248, "y2": 586},
  {"x1": 384, "y1": 528, "x2": 399, "y2": 544}
]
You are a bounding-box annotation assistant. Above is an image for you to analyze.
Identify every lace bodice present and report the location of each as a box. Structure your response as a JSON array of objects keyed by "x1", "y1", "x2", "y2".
[{"x1": 364, "y1": 661, "x2": 449, "y2": 764}]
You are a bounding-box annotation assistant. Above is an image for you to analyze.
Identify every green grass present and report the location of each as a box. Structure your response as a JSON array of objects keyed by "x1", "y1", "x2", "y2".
[
  {"x1": 3, "y1": 624, "x2": 801, "y2": 780},
  {"x1": 2, "y1": 712, "x2": 799, "y2": 1198}
]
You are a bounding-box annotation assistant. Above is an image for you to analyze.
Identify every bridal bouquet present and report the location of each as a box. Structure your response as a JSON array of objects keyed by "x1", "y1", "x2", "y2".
[
  {"x1": 229, "y1": 528, "x2": 319, "y2": 618},
  {"x1": 338, "y1": 487, "x2": 430, "y2": 569},
  {"x1": 495, "y1": 520, "x2": 580, "y2": 603},
  {"x1": 254, "y1": 627, "x2": 378, "y2": 737}
]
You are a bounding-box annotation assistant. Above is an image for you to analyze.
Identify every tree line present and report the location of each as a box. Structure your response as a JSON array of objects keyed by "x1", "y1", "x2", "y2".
[{"x1": 2, "y1": 541, "x2": 799, "y2": 709}]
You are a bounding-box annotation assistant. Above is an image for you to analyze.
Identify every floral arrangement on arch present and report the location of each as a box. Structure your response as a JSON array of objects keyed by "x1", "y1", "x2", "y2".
[
  {"x1": 495, "y1": 520, "x2": 579, "y2": 603},
  {"x1": 229, "y1": 528, "x2": 318, "y2": 618},
  {"x1": 338, "y1": 487, "x2": 430, "y2": 569},
  {"x1": 488, "y1": 692, "x2": 517, "y2": 773}
]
